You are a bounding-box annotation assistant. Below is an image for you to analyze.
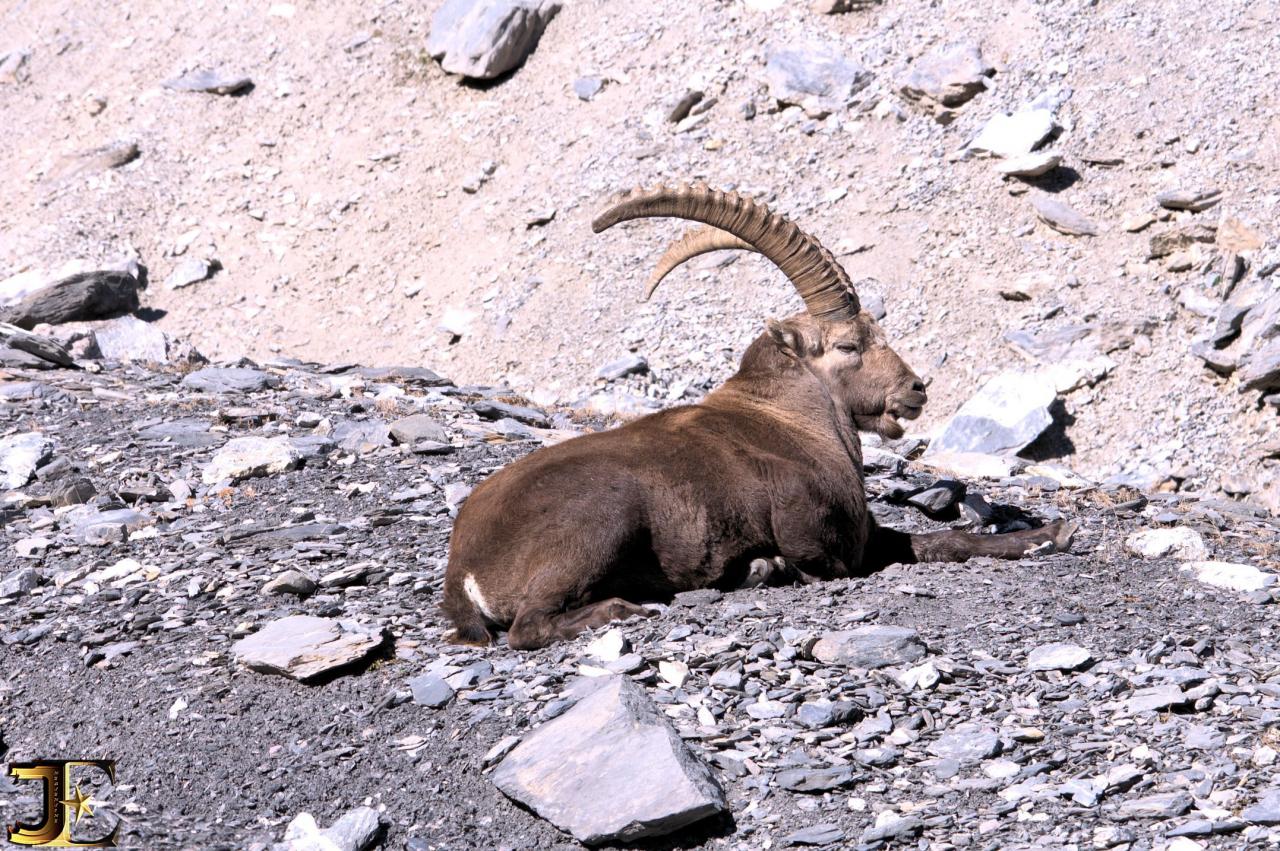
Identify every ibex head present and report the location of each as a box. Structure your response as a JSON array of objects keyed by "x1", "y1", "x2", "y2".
[{"x1": 593, "y1": 184, "x2": 926, "y2": 438}]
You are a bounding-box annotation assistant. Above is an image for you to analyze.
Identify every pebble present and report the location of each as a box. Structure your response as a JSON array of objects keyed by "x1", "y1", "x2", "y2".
[{"x1": 1183, "y1": 560, "x2": 1277, "y2": 593}]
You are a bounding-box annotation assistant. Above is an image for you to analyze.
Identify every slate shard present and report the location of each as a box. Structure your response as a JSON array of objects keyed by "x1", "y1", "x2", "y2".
[{"x1": 492, "y1": 676, "x2": 726, "y2": 844}]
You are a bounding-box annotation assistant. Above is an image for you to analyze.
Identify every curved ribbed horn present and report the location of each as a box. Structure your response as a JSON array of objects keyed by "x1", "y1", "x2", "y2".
[
  {"x1": 592, "y1": 183, "x2": 859, "y2": 319},
  {"x1": 645, "y1": 226, "x2": 756, "y2": 301}
]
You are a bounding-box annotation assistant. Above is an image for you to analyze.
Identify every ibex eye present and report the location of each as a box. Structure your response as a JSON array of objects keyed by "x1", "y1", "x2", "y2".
[{"x1": 836, "y1": 343, "x2": 858, "y2": 353}]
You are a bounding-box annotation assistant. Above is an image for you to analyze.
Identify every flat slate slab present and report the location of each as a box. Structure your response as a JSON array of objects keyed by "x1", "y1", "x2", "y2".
[
  {"x1": 492, "y1": 676, "x2": 727, "y2": 844},
  {"x1": 233, "y1": 615, "x2": 386, "y2": 683},
  {"x1": 810, "y1": 625, "x2": 926, "y2": 669}
]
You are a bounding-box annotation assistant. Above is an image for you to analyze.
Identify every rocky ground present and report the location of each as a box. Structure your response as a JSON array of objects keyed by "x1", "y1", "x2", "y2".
[
  {"x1": 3, "y1": 349, "x2": 1280, "y2": 850},
  {"x1": 1, "y1": 0, "x2": 1278, "y2": 494}
]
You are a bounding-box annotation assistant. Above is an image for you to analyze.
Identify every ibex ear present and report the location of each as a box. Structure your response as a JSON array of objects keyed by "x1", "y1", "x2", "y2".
[{"x1": 766, "y1": 319, "x2": 806, "y2": 360}]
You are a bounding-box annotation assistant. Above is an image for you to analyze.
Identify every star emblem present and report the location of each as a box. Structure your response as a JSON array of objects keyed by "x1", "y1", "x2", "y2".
[{"x1": 60, "y1": 783, "x2": 95, "y2": 824}]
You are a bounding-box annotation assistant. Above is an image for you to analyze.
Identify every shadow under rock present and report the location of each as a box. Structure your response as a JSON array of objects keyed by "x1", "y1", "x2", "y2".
[{"x1": 1019, "y1": 398, "x2": 1076, "y2": 462}]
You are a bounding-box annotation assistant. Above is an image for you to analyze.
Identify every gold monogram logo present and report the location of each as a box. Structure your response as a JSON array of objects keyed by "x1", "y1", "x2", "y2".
[{"x1": 6, "y1": 761, "x2": 118, "y2": 847}]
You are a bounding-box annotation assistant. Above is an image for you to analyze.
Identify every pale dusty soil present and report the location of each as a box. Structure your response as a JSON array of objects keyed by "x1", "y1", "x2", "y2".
[{"x1": 1, "y1": 0, "x2": 1278, "y2": 487}]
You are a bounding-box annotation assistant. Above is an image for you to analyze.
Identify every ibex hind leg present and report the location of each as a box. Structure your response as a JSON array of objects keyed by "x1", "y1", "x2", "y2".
[
  {"x1": 864, "y1": 518, "x2": 1077, "y2": 570},
  {"x1": 508, "y1": 598, "x2": 654, "y2": 650}
]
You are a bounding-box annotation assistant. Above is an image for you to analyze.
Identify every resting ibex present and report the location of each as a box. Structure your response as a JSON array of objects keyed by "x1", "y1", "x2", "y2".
[{"x1": 444, "y1": 185, "x2": 1074, "y2": 649}]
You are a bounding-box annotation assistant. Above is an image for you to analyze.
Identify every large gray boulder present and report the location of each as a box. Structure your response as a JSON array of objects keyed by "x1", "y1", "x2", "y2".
[
  {"x1": 492, "y1": 676, "x2": 727, "y2": 844},
  {"x1": 765, "y1": 44, "x2": 872, "y2": 113},
  {"x1": 926, "y1": 370, "x2": 1055, "y2": 457},
  {"x1": 427, "y1": 0, "x2": 561, "y2": 80},
  {"x1": 0, "y1": 270, "x2": 139, "y2": 330}
]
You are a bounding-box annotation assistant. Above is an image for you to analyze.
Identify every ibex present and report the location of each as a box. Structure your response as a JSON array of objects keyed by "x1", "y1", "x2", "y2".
[{"x1": 444, "y1": 185, "x2": 1074, "y2": 649}]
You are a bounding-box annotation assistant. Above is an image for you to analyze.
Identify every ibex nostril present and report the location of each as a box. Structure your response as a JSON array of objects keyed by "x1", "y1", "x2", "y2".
[{"x1": 911, "y1": 379, "x2": 926, "y2": 394}]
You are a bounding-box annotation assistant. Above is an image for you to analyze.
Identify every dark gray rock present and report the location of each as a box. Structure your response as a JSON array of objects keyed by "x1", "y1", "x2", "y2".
[
  {"x1": 163, "y1": 68, "x2": 253, "y2": 95},
  {"x1": 333, "y1": 420, "x2": 391, "y2": 453},
  {"x1": 596, "y1": 354, "x2": 648, "y2": 381},
  {"x1": 0, "y1": 324, "x2": 75, "y2": 368},
  {"x1": 135, "y1": 417, "x2": 219, "y2": 447},
  {"x1": 776, "y1": 766, "x2": 858, "y2": 793},
  {"x1": 927, "y1": 724, "x2": 1000, "y2": 762},
  {"x1": 49, "y1": 477, "x2": 96, "y2": 507},
  {"x1": 389, "y1": 414, "x2": 449, "y2": 445},
  {"x1": 0, "y1": 568, "x2": 41, "y2": 598},
  {"x1": 861, "y1": 814, "x2": 923, "y2": 844},
  {"x1": 470, "y1": 399, "x2": 548, "y2": 426},
  {"x1": 925, "y1": 370, "x2": 1055, "y2": 456},
  {"x1": 1242, "y1": 790, "x2": 1280, "y2": 825},
  {"x1": 262, "y1": 570, "x2": 318, "y2": 598},
  {"x1": 181, "y1": 367, "x2": 280, "y2": 394},
  {"x1": 906, "y1": 480, "x2": 965, "y2": 516},
  {"x1": 0, "y1": 270, "x2": 139, "y2": 330},
  {"x1": 1118, "y1": 791, "x2": 1193, "y2": 819},
  {"x1": 765, "y1": 44, "x2": 872, "y2": 112},
  {"x1": 1241, "y1": 339, "x2": 1280, "y2": 392},
  {"x1": 491, "y1": 676, "x2": 726, "y2": 844},
  {"x1": 1126, "y1": 684, "x2": 1189, "y2": 714},
  {"x1": 408, "y1": 673, "x2": 456, "y2": 708},
  {"x1": 796, "y1": 699, "x2": 859, "y2": 729},
  {"x1": 426, "y1": 0, "x2": 562, "y2": 80},
  {"x1": 783, "y1": 823, "x2": 845, "y2": 846}
]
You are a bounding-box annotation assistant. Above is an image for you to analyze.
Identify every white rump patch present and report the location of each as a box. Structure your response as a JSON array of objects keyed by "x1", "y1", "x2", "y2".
[{"x1": 463, "y1": 574, "x2": 496, "y2": 620}]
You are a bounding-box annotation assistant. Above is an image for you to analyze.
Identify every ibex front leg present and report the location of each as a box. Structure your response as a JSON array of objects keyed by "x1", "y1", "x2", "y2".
[{"x1": 862, "y1": 517, "x2": 1076, "y2": 572}]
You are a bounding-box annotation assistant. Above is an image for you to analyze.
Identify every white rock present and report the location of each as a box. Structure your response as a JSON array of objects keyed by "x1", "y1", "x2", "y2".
[
  {"x1": 658, "y1": 660, "x2": 689, "y2": 688},
  {"x1": 896, "y1": 661, "x2": 939, "y2": 691},
  {"x1": 968, "y1": 108, "x2": 1057, "y2": 158},
  {"x1": 1183, "y1": 561, "x2": 1277, "y2": 593},
  {"x1": 585, "y1": 628, "x2": 629, "y2": 662},
  {"x1": 995, "y1": 151, "x2": 1061, "y2": 177},
  {"x1": 1026, "y1": 643, "x2": 1093, "y2": 672},
  {"x1": 0, "y1": 432, "x2": 52, "y2": 490},
  {"x1": 203, "y1": 436, "x2": 302, "y2": 484},
  {"x1": 1125, "y1": 528, "x2": 1209, "y2": 560}
]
